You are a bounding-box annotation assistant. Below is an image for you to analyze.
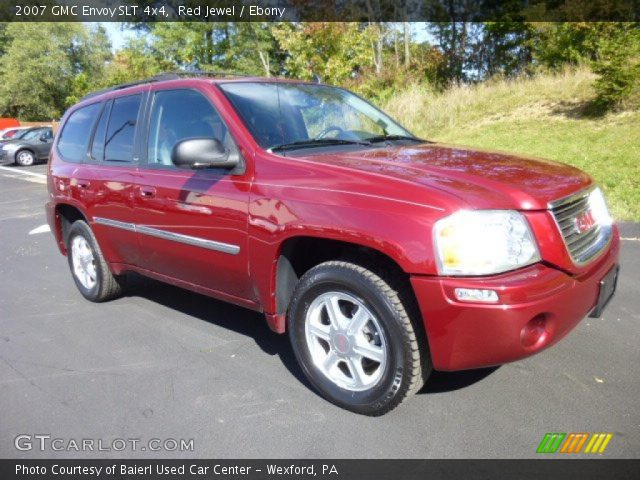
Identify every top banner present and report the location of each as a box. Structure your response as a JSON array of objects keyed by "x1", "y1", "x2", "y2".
[{"x1": 2, "y1": 1, "x2": 640, "y2": 22}]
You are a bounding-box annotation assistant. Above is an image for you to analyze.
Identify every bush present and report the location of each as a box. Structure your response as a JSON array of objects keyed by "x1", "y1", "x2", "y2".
[{"x1": 592, "y1": 24, "x2": 640, "y2": 110}]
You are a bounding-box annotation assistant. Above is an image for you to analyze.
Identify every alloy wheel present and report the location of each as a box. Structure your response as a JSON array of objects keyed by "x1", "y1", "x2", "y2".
[
  {"x1": 305, "y1": 291, "x2": 387, "y2": 391},
  {"x1": 71, "y1": 236, "x2": 97, "y2": 290}
]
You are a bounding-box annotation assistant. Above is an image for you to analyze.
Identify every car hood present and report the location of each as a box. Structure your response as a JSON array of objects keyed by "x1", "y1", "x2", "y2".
[{"x1": 299, "y1": 143, "x2": 593, "y2": 210}]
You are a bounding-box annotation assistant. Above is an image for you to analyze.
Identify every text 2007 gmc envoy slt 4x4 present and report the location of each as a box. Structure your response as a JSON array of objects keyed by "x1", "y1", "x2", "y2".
[{"x1": 46, "y1": 74, "x2": 620, "y2": 415}]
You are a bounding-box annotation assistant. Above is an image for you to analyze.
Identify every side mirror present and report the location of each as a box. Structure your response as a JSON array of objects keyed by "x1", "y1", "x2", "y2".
[
  {"x1": 171, "y1": 137, "x2": 237, "y2": 169},
  {"x1": 39, "y1": 134, "x2": 49, "y2": 142}
]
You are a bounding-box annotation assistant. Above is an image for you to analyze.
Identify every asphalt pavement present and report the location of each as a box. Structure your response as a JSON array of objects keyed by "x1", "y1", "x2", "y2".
[{"x1": 0, "y1": 162, "x2": 638, "y2": 459}]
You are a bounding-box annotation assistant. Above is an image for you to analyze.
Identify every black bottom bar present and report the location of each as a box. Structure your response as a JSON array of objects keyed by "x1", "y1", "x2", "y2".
[{"x1": 2, "y1": 459, "x2": 640, "y2": 480}]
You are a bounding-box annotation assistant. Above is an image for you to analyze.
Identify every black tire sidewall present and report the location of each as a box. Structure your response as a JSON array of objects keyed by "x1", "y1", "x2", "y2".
[
  {"x1": 288, "y1": 265, "x2": 411, "y2": 414},
  {"x1": 67, "y1": 222, "x2": 103, "y2": 301}
]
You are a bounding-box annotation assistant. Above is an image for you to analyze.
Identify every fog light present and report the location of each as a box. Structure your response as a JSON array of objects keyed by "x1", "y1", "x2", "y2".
[
  {"x1": 520, "y1": 314, "x2": 549, "y2": 349},
  {"x1": 454, "y1": 288, "x2": 499, "y2": 303}
]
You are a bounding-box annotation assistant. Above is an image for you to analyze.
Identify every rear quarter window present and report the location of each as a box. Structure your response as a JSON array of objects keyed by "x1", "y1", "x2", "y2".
[{"x1": 57, "y1": 102, "x2": 102, "y2": 163}]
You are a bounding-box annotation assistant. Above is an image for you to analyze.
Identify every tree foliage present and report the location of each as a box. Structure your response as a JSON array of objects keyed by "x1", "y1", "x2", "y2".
[
  {"x1": 529, "y1": 22, "x2": 602, "y2": 69},
  {"x1": 101, "y1": 38, "x2": 168, "y2": 86},
  {"x1": 0, "y1": 23, "x2": 111, "y2": 120},
  {"x1": 147, "y1": 23, "x2": 283, "y2": 76},
  {"x1": 0, "y1": 21, "x2": 637, "y2": 120},
  {"x1": 272, "y1": 23, "x2": 373, "y2": 84},
  {"x1": 592, "y1": 23, "x2": 640, "y2": 109}
]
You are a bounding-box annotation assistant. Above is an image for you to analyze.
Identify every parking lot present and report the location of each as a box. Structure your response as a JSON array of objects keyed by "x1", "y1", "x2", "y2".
[{"x1": 0, "y1": 162, "x2": 639, "y2": 459}]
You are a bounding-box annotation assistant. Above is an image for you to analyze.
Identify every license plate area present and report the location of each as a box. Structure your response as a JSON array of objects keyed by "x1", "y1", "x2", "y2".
[{"x1": 589, "y1": 265, "x2": 619, "y2": 318}]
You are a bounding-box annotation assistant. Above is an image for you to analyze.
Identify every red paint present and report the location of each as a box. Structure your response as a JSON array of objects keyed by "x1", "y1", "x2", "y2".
[
  {"x1": 47, "y1": 77, "x2": 620, "y2": 371},
  {"x1": 411, "y1": 231, "x2": 619, "y2": 370}
]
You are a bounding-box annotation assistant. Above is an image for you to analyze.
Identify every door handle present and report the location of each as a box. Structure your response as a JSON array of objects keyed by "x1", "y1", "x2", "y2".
[
  {"x1": 76, "y1": 179, "x2": 90, "y2": 189},
  {"x1": 139, "y1": 186, "x2": 156, "y2": 198}
]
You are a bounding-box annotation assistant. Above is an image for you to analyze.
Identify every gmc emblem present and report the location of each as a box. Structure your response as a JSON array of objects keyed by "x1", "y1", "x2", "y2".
[{"x1": 574, "y1": 210, "x2": 596, "y2": 234}]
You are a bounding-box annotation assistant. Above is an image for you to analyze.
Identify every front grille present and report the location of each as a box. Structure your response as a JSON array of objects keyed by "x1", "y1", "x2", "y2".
[{"x1": 549, "y1": 187, "x2": 612, "y2": 265}]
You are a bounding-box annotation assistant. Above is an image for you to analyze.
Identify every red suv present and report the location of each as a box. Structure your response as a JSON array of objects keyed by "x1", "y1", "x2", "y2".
[{"x1": 46, "y1": 73, "x2": 620, "y2": 415}]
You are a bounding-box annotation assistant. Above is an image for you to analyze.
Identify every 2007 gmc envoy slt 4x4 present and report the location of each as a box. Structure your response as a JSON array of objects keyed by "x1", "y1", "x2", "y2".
[{"x1": 46, "y1": 73, "x2": 620, "y2": 415}]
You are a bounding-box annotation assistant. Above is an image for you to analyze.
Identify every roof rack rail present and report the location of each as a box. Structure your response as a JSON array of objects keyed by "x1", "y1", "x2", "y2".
[
  {"x1": 156, "y1": 70, "x2": 253, "y2": 78},
  {"x1": 80, "y1": 71, "x2": 253, "y2": 101},
  {"x1": 80, "y1": 77, "x2": 166, "y2": 101}
]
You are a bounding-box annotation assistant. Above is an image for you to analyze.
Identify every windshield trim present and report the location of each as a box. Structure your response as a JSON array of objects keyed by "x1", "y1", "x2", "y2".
[{"x1": 216, "y1": 81, "x2": 418, "y2": 151}]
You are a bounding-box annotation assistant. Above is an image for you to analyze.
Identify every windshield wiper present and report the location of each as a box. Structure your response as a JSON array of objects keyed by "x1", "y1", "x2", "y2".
[
  {"x1": 366, "y1": 134, "x2": 423, "y2": 143},
  {"x1": 269, "y1": 138, "x2": 371, "y2": 152}
]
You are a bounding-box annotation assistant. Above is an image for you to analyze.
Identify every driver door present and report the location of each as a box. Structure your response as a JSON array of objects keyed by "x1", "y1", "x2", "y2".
[{"x1": 35, "y1": 128, "x2": 53, "y2": 159}]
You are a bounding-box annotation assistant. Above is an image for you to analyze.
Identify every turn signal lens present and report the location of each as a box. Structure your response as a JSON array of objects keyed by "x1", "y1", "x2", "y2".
[{"x1": 454, "y1": 288, "x2": 499, "y2": 303}]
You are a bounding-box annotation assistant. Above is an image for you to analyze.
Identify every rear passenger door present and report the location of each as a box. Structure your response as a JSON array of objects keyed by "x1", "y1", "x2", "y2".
[
  {"x1": 133, "y1": 87, "x2": 253, "y2": 301},
  {"x1": 87, "y1": 93, "x2": 146, "y2": 266}
]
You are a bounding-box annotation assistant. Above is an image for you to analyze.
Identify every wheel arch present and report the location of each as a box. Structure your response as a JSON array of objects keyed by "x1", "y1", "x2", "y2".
[
  {"x1": 269, "y1": 235, "x2": 423, "y2": 337},
  {"x1": 53, "y1": 203, "x2": 89, "y2": 255}
]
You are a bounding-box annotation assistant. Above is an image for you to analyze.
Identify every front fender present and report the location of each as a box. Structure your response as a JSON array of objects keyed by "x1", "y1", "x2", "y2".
[{"x1": 247, "y1": 185, "x2": 442, "y2": 314}]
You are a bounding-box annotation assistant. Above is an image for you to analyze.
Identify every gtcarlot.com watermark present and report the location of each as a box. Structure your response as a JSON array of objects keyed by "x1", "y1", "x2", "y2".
[{"x1": 15, "y1": 434, "x2": 194, "y2": 453}]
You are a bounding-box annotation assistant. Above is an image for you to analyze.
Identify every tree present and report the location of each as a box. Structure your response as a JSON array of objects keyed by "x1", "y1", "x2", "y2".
[
  {"x1": 0, "y1": 23, "x2": 111, "y2": 120},
  {"x1": 148, "y1": 23, "x2": 283, "y2": 76},
  {"x1": 429, "y1": 22, "x2": 477, "y2": 83},
  {"x1": 474, "y1": 23, "x2": 533, "y2": 78},
  {"x1": 150, "y1": 23, "x2": 221, "y2": 69},
  {"x1": 225, "y1": 23, "x2": 284, "y2": 77},
  {"x1": 66, "y1": 24, "x2": 113, "y2": 105},
  {"x1": 272, "y1": 23, "x2": 373, "y2": 84},
  {"x1": 529, "y1": 23, "x2": 603, "y2": 70},
  {"x1": 0, "y1": 23, "x2": 9, "y2": 56},
  {"x1": 592, "y1": 23, "x2": 640, "y2": 110},
  {"x1": 101, "y1": 38, "x2": 168, "y2": 86}
]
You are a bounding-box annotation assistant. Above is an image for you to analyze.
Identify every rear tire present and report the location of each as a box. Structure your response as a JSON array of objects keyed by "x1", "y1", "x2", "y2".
[
  {"x1": 66, "y1": 220, "x2": 124, "y2": 302},
  {"x1": 15, "y1": 149, "x2": 35, "y2": 166},
  {"x1": 287, "y1": 261, "x2": 431, "y2": 416}
]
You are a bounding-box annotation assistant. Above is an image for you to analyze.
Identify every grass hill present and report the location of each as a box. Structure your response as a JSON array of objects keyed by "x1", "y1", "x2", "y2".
[{"x1": 384, "y1": 68, "x2": 640, "y2": 221}]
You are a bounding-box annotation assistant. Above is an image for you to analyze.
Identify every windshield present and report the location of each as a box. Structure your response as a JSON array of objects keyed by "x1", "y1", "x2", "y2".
[
  {"x1": 13, "y1": 129, "x2": 34, "y2": 139},
  {"x1": 218, "y1": 82, "x2": 415, "y2": 150}
]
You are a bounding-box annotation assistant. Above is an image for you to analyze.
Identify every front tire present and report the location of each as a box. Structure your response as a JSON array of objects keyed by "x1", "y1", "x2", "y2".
[
  {"x1": 288, "y1": 261, "x2": 431, "y2": 416},
  {"x1": 66, "y1": 220, "x2": 124, "y2": 302},
  {"x1": 15, "y1": 149, "x2": 35, "y2": 166}
]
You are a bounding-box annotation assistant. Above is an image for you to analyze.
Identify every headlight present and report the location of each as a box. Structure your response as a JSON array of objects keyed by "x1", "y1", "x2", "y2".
[
  {"x1": 434, "y1": 210, "x2": 540, "y2": 276},
  {"x1": 589, "y1": 187, "x2": 613, "y2": 227}
]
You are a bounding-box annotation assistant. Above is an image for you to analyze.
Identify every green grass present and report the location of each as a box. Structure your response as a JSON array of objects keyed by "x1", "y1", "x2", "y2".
[{"x1": 384, "y1": 68, "x2": 640, "y2": 221}]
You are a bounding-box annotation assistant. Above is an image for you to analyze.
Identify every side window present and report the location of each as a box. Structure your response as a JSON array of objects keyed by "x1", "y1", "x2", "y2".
[
  {"x1": 147, "y1": 89, "x2": 232, "y2": 167},
  {"x1": 90, "y1": 101, "x2": 111, "y2": 162},
  {"x1": 21, "y1": 128, "x2": 46, "y2": 141},
  {"x1": 104, "y1": 94, "x2": 141, "y2": 163},
  {"x1": 57, "y1": 103, "x2": 101, "y2": 162}
]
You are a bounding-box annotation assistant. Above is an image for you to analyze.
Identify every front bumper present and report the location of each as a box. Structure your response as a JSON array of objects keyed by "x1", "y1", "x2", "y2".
[{"x1": 411, "y1": 229, "x2": 620, "y2": 371}]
